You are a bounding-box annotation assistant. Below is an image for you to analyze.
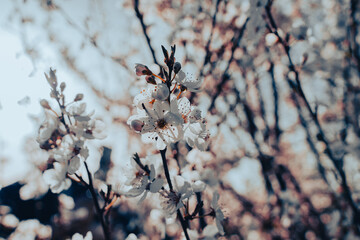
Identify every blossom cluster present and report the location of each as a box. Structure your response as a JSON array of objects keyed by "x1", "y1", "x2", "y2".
[
  {"x1": 127, "y1": 48, "x2": 209, "y2": 151},
  {"x1": 125, "y1": 46, "x2": 225, "y2": 238},
  {"x1": 30, "y1": 47, "x2": 224, "y2": 239},
  {"x1": 37, "y1": 69, "x2": 105, "y2": 193}
]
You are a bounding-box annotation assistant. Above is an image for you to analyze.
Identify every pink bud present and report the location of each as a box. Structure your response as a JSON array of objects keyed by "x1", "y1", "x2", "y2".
[
  {"x1": 145, "y1": 75, "x2": 156, "y2": 85},
  {"x1": 135, "y1": 64, "x2": 152, "y2": 76},
  {"x1": 131, "y1": 120, "x2": 144, "y2": 132},
  {"x1": 40, "y1": 99, "x2": 51, "y2": 109}
]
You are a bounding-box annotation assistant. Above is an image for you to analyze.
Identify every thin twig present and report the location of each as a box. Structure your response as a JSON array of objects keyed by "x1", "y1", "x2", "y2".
[
  {"x1": 84, "y1": 161, "x2": 111, "y2": 240},
  {"x1": 133, "y1": 0, "x2": 159, "y2": 65},
  {"x1": 208, "y1": 18, "x2": 249, "y2": 111},
  {"x1": 265, "y1": 0, "x2": 360, "y2": 230},
  {"x1": 160, "y1": 148, "x2": 173, "y2": 191},
  {"x1": 160, "y1": 148, "x2": 190, "y2": 240},
  {"x1": 269, "y1": 62, "x2": 281, "y2": 145}
]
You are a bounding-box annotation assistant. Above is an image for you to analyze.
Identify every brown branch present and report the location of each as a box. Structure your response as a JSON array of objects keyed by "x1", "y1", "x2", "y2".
[
  {"x1": 84, "y1": 161, "x2": 111, "y2": 240},
  {"x1": 265, "y1": 0, "x2": 360, "y2": 231},
  {"x1": 133, "y1": 0, "x2": 159, "y2": 66},
  {"x1": 208, "y1": 18, "x2": 249, "y2": 112}
]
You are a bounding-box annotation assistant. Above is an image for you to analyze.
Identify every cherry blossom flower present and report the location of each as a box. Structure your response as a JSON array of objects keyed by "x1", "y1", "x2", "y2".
[
  {"x1": 37, "y1": 112, "x2": 62, "y2": 149},
  {"x1": 67, "y1": 102, "x2": 93, "y2": 122},
  {"x1": 125, "y1": 233, "x2": 138, "y2": 240},
  {"x1": 201, "y1": 225, "x2": 218, "y2": 240},
  {"x1": 126, "y1": 164, "x2": 164, "y2": 203},
  {"x1": 8, "y1": 219, "x2": 52, "y2": 240},
  {"x1": 42, "y1": 162, "x2": 71, "y2": 193},
  {"x1": 175, "y1": 97, "x2": 202, "y2": 124},
  {"x1": 128, "y1": 100, "x2": 183, "y2": 150},
  {"x1": 174, "y1": 70, "x2": 202, "y2": 92},
  {"x1": 124, "y1": 154, "x2": 162, "y2": 186},
  {"x1": 67, "y1": 103, "x2": 106, "y2": 140},
  {"x1": 133, "y1": 86, "x2": 156, "y2": 110},
  {"x1": 184, "y1": 121, "x2": 210, "y2": 151},
  {"x1": 210, "y1": 191, "x2": 225, "y2": 235},
  {"x1": 160, "y1": 176, "x2": 193, "y2": 216},
  {"x1": 71, "y1": 231, "x2": 93, "y2": 240}
]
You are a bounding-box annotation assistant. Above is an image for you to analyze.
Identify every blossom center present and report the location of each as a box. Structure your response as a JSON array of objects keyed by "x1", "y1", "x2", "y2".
[
  {"x1": 156, "y1": 118, "x2": 167, "y2": 129},
  {"x1": 40, "y1": 129, "x2": 63, "y2": 150}
]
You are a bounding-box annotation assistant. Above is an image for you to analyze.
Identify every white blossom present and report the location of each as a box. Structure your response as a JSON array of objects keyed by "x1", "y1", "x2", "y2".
[
  {"x1": 71, "y1": 231, "x2": 93, "y2": 240},
  {"x1": 160, "y1": 176, "x2": 193, "y2": 216},
  {"x1": 42, "y1": 162, "x2": 71, "y2": 194},
  {"x1": 134, "y1": 86, "x2": 155, "y2": 110},
  {"x1": 124, "y1": 155, "x2": 162, "y2": 186},
  {"x1": 184, "y1": 121, "x2": 209, "y2": 151},
  {"x1": 126, "y1": 164, "x2": 164, "y2": 203},
  {"x1": 211, "y1": 191, "x2": 225, "y2": 235},
  {"x1": 37, "y1": 112, "x2": 61, "y2": 146},
  {"x1": 125, "y1": 233, "x2": 138, "y2": 240},
  {"x1": 128, "y1": 100, "x2": 183, "y2": 150},
  {"x1": 175, "y1": 70, "x2": 202, "y2": 92}
]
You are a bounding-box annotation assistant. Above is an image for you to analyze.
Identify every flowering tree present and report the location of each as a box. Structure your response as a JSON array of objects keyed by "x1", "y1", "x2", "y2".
[{"x1": 1, "y1": 0, "x2": 360, "y2": 239}]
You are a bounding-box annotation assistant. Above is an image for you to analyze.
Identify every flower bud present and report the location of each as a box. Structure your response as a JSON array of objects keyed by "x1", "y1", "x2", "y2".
[
  {"x1": 50, "y1": 90, "x2": 57, "y2": 98},
  {"x1": 145, "y1": 75, "x2": 156, "y2": 85},
  {"x1": 152, "y1": 84, "x2": 170, "y2": 101},
  {"x1": 174, "y1": 62, "x2": 181, "y2": 74},
  {"x1": 40, "y1": 99, "x2": 51, "y2": 109},
  {"x1": 74, "y1": 93, "x2": 84, "y2": 102},
  {"x1": 60, "y1": 82, "x2": 66, "y2": 92},
  {"x1": 44, "y1": 68, "x2": 57, "y2": 89},
  {"x1": 135, "y1": 64, "x2": 152, "y2": 76},
  {"x1": 131, "y1": 120, "x2": 144, "y2": 132}
]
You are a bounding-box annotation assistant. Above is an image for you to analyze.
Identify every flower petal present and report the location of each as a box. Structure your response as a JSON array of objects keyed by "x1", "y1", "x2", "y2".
[{"x1": 150, "y1": 178, "x2": 164, "y2": 193}]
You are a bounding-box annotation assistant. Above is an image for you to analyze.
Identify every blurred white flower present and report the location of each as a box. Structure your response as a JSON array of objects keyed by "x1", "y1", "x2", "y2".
[
  {"x1": 8, "y1": 219, "x2": 51, "y2": 240},
  {"x1": 37, "y1": 112, "x2": 62, "y2": 148},
  {"x1": 184, "y1": 121, "x2": 209, "y2": 151},
  {"x1": 19, "y1": 168, "x2": 49, "y2": 200},
  {"x1": 67, "y1": 102, "x2": 90, "y2": 121},
  {"x1": 210, "y1": 191, "x2": 225, "y2": 235},
  {"x1": 201, "y1": 225, "x2": 218, "y2": 240},
  {"x1": 71, "y1": 231, "x2": 93, "y2": 240},
  {"x1": 43, "y1": 162, "x2": 71, "y2": 193},
  {"x1": 125, "y1": 233, "x2": 138, "y2": 240},
  {"x1": 191, "y1": 180, "x2": 206, "y2": 192},
  {"x1": 200, "y1": 169, "x2": 218, "y2": 187},
  {"x1": 184, "y1": 229, "x2": 199, "y2": 240},
  {"x1": 66, "y1": 103, "x2": 105, "y2": 140}
]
